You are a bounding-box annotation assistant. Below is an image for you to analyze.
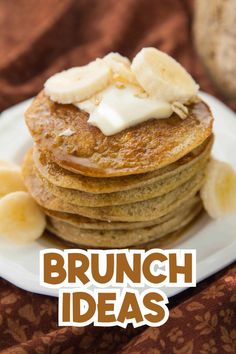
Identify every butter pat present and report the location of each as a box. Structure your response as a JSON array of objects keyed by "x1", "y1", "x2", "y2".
[
  {"x1": 86, "y1": 86, "x2": 172, "y2": 136},
  {"x1": 75, "y1": 99, "x2": 97, "y2": 114}
]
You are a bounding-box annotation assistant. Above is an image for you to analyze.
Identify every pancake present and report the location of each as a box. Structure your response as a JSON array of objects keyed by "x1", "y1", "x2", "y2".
[
  {"x1": 43, "y1": 195, "x2": 200, "y2": 230},
  {"x1": 22, "y1": 149, "x2": 205, "y2": 221},
  {"x1": 34, "y1": 137, "x2": 212, "y2": 208},
  {"x1": 47, "y1": 202, "x2": 202, "y2": 248},
  {"x1": 68, "y1": 174, "x2": 205, "y2": 222},
  {"x1": 45, "y1": 225, "x2": 200, "y2": 250},
  {"x1": 33, "y1": 136, "x2": 213, "y2": 193},
  {"x1": 25, "y1": 91, "x2": 213, "y2": 177},
  {"x1": 38, "y1": 150, "x2": 209, "y2": 207},
  {"x1": 133, "y1": 225, "x2": 199, "y2": 250}
]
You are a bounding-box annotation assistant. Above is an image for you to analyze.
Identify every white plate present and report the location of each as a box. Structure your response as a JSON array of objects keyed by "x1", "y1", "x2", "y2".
[{"x1": 0, "y1": 93, "x2": 235, "y2": 297}]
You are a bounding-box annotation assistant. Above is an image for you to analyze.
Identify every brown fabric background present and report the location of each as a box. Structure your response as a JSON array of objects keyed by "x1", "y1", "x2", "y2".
[
  {"x1": 0, "y1": 0, "x2": 235, "y2": 112},
  {"x1": 0, "y1": 0, "x2": 235, "y2": 353}
]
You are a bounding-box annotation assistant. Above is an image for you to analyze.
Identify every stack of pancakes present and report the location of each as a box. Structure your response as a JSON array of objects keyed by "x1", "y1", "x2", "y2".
[{"x1": 22, "y1": 92, "x2": 213, "y2": 249}]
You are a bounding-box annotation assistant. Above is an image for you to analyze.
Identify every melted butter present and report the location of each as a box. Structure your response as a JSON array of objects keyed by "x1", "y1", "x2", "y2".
[{"x1": 75, "y1": 86, "x2": 173, "y2": 136}]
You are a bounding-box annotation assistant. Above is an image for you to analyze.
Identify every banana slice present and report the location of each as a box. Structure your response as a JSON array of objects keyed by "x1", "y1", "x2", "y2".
[
  {"x1": 131, "y1": 47, "x2": 199, "y2": 103},
  {"x1": 200, "y1": 159, "x2": 236, "y2": 218},
  {"x1": 0, "y1": 166, "x2": 26, "y2": 197},
  {"x1": 44, "y1": 59, "x2": 111, "y2": 104},
  {"x1": 104, "y1": 52, "x2": 130, "y2": 67},
  {"x1": 103, "y1": 52, "x2": 137, "y2": 84},
  {"x1": 0, "y1": 192, "x2": 46, "y2": 243}
]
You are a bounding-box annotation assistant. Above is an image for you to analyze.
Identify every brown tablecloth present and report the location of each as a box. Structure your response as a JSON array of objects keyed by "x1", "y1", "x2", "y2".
[
  {"x1": 0, "y1": 0, "x2": 235, "y2": 353},
  {"x1": 0, "y1": 264, "x2": 235, "y2": 353}
]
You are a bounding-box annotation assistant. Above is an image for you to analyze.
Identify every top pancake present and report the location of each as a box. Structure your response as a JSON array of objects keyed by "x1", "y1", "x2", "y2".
[{"x1": 25, "y1": 91, "x2": 213, "y2": 177}]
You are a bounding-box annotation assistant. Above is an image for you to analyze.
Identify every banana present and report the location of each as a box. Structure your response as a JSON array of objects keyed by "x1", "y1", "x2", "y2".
[
  {"x1": 104, "y1": 52, "x2": 130, "y2": 67},
  {"x1": 103, "y1": 52, "x2": 137, "y2": 85},
  {"x1": 44, "y1": 59, "x2": 111, "y2": 104},
  {"x1": 75, "y1": 53, "x2": 139, "y2": 114},
  {"x1": 131, "y1": 47, "x2": 199, "y2": 103},
  {"x1": 200, "y1": 159, "x2": 236, "y2": 218},
  {"x1": 0, "y1": 166, "x2": 26, "y2": 197},
  {"x1": 0, "y1": 192, "x2": 46, "y2": 243}
]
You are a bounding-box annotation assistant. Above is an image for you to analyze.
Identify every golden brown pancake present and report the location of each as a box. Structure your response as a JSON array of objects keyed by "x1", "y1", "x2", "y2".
[
  {"x1": 33, "y1": 135, "x2": 213, "y2": 194},
  {"x1": 133, "y1": 225, "x2": 199, "y2": 250},
  {"x1": 25, "y1": 91, "x2": 213, "y2": 177},
  {"x1": 44, "y1": 225, "x2": 200, "y2": 250},
  {"x1": 43, "y1": 195, "x2": 200, "y2": 230},
  {"x1": 46, "y1": 202, "x2": 202, "y2": 248},
  {"x1": 37, "y1": 151, "x2": 208, "y2": 207},
  {"x1": 22, "y1": 149, "x2": 205, "y2": 221}
]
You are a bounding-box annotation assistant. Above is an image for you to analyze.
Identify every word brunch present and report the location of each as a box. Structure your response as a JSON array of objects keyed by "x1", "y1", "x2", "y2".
[{"x1": 40, "y1": 248, "x2": 196, "y2": 327}]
